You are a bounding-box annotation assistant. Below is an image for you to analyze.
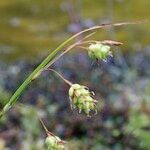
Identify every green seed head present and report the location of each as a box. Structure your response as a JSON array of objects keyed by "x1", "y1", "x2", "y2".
[
  {"x1": 69, "y1": 84, "x2": 81, "y2": 97},
  {"x1": 69, "y1": 84, "x2": 98, "y2": 116},
  {"x1": 45, "y1": 135, "x2": 67, "y2": 150},
  {"x1": 88, "y1": 43, "x2": 111, "y2": 61},
  {"x1": 57, "y1": 144, "x2": 66, "y2": 150},
  {"x1": 45, "y1": 136, "x2": 56, "y2": 149}
]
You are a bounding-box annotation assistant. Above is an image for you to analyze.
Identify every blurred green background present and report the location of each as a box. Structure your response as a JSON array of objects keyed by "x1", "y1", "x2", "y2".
[
  {"x1": 0, "y1": 0, "x2": 149, "y2": 61},
  {"x1": 0, "y1": 0, "x2": 150, "y2": 150}
]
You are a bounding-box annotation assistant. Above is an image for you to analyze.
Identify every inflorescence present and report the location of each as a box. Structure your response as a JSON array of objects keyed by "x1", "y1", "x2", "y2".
[
  {"x1": 88, "y1": 43, "x2": 112, "y2": 62},
  {"x1": 69, "y1": 84, "x2": 98, "y2": 117},
  {"x1": 45, "y1": 134, "x2": 67, "y2": 150}
]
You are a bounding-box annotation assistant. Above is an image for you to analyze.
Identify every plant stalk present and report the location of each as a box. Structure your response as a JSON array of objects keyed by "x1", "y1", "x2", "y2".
[{"x1": 0, "y1": 21, "x2": 143, "y2": 118}]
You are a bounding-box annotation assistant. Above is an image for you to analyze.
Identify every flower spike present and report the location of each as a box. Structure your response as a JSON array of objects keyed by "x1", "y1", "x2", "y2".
[
  {"x1": 69, "y1": 84, "x2": 98, "y2": 116},
  {"x1": 39, "y1": 118, "x2": 67, "y2": 150},
  {"x1": 88, "y1": 43, "x2": 112, "y2": 61}
]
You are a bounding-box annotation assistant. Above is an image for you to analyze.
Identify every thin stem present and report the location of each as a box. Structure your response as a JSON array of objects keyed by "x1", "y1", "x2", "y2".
[
  {"x1": 77, "y1": 40, "x2": 123, "y2": 46},
  {"x1": 44, "y1": 41, "x2": 81, "y2": 70},
  {"x1": 44, "y1": 31, "x2": 96, "y2": 69},
  {"x1": 0, "y1": 21, "x2": 144, "y2": 118},
  {"x1": 39, "y1": 117, "x2": 56, "y2": 137},
  {"x1": 44, "y1": 33, "x2": 120, "y2": 69},
  {"x1": 77, "y1": 46, "x2": 88, "y2": 50},
  {"x1": 81, "y1": 32, "x2": 96, "y2": 40},
  {"x1": 39, "y1": 118, "x2": 49, "y2": 134},
  {"x1": 100, "y1": 40, "x2": 123, "y2": 46},
  {"x1": 46, "y1": 69, "x2": 72, "y2": 86}
]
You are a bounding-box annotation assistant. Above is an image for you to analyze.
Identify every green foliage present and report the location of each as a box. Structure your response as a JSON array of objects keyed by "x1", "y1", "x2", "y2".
[
  {"x1": 20, "y1": 106, "x2": 41, "y2": 137},
  {"x1": 0, "y1": 87, "x2": 11, "y2": 107},
  {"x1": 125, "y1": 106, "x2": 150, "y2": 149}
]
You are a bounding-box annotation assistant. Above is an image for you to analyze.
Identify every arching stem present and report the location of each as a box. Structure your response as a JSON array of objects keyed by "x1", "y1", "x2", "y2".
[
  {"x1": 39, "y1": 117, "x2": 55, "y2": 137},
  {"x1": 0, "y1": 21, "x2": 144, "y2": 118},
  {"x1": 45, "y1": 68, "x2": 72, "y2": 86}
]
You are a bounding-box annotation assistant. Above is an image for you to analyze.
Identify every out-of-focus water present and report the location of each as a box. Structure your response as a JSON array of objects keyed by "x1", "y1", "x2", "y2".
[{"x1": 0, "y1": 0, "x2": 149, "y2": 61}]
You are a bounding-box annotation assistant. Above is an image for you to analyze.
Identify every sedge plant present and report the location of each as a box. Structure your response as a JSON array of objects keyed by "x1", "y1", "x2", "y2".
[{"x1": 0, "y1": 21, "x2": 145, "y2": 149}]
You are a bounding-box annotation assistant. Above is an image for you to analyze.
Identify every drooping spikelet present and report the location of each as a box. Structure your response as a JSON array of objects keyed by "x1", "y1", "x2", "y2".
[
  {"x1": 88, "y1": 43, "x2": 112, "y2": 61},
  {"x1": 69, "y1": 84, "x2": 98, "y2": 116},
  {"x1": 45, "y1": 134, "x2": 67, "y2": 150}
]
